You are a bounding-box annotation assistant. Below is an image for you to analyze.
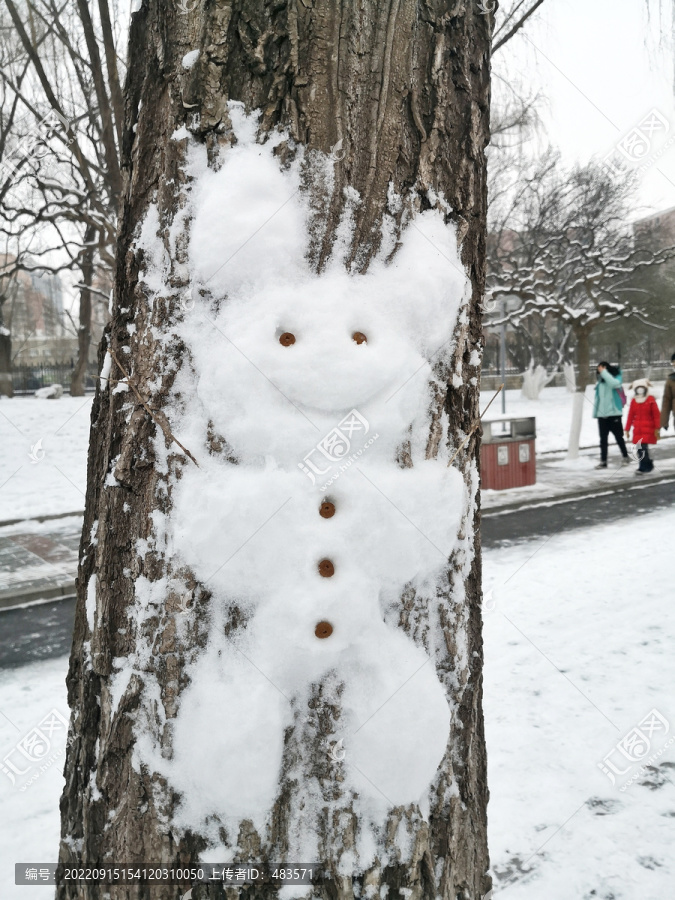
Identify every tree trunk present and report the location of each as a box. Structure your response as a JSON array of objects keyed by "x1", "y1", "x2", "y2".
[
  {"x1": 567, "y1": 326, "x2": 591, "y2": 459},
  {"x1": 70, "y1": 225, "x2": 95, "y2": 397},
  {"x1": 58, "y1": 3, "x2": 492, "y2": 899},
  {"x1": 0, "y1": 324, "x2": 11, "y2": 397}
]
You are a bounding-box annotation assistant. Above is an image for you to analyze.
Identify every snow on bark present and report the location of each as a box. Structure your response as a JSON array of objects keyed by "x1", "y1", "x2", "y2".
[
  {"x1": 563, "y1": 362, "x2": 576, "y2": 393},
  {"x1": 520, "y1": 364, "x2": 554, "y2": 400},
  {"x1": 85, "y1": 574, "x2": 97, "y2": 631},
  {"x1": 567, "y1": 392, "x2": 586, "y2": 460}
]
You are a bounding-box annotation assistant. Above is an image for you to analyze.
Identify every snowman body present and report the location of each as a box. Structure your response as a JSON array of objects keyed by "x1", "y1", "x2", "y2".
[{"x1": 170, "y1": 279, "x2": 466, "y2": 821}]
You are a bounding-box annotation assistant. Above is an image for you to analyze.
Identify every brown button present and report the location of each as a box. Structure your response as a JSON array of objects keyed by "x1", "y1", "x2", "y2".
[
  {"x1": 279, "y1": 332, "x2": 296, "y2": 346},
  {"x1": 319, "y1": 501, "x2": 336, "y2": 519},
  {"x1": 315, "y1": 621, "x2": 333, "y2": 639},
  {"x1": 318, "y1": 559, "x2": 334, "y2": 577},
  {"x1": 352, "y1": 331, "x2": 367, "y2": 344}
]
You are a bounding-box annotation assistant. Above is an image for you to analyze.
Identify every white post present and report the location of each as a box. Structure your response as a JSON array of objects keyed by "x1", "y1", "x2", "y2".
[{"x1": 567, "y1": 390, "x2": 585, "y2": 460}]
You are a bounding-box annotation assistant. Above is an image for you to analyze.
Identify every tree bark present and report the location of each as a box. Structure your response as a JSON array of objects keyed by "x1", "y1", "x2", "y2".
[
  {"x1": 58, "y1": 2, "x2": 492, "y2": 898},
  {"x1": 0, "y1": 327, "x2": 11, "y2": 397},
  {"x1": 96, "y1": 0, "x2": 125, "y2": 147},
  {"x1": 70, "y1": 225, "x2": 95, "y2": 397},
  {"x1": 75, "y1": 0, "x2": 122, "y2": 199}
]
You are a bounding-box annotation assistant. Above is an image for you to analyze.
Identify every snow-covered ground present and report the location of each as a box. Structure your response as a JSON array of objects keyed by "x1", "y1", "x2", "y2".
[
  {"x1": 0, "y1": 396, "x2": 92, "y2": 521},
  {"x1": 1, "y1": 510, "x2": 671, "y2": 899},
  {"x1": 480, "y1": 382, "x2": 668, "y2": 454},
  {"x1": 0, "y1": 657, "x2": 69, "y2": 899},
  {"x1": 483, "y1": 508, "x2": 674, "y2": 898}
]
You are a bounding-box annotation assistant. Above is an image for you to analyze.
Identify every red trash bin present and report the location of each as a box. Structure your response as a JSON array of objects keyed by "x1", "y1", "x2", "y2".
[{"x1": 481, "y1": 416, "x2": 536, "y2": 490}]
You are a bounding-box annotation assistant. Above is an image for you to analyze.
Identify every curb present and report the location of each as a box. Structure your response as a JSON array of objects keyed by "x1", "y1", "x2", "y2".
[
  {"x1": 482, "y1": 470, "x2": 675, "y2": 517},
  {"x1": 0, "y1": 510, "x2": 84, "y2": 529},
  {"x1": 0, "y1": 581, "x2": 77, "y2": 612}
]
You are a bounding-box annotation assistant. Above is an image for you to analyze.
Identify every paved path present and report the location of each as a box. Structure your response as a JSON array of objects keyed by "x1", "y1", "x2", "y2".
[
  {"x1": 482, "y1": 477, "x2": 675, "y2": 547},
  {"x1": 0, "y1": 596, "x2": 75, "y2": 669},
  {"x1": 0, "y1": 517, "x2": 79, "y2": 610}
]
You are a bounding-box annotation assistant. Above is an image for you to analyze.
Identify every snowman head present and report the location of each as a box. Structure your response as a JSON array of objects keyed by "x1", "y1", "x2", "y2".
[
  {"x1": 204, "y1": 280, "x2": 432, "y2": 408},
  {"x1": 192, "y1": 264, "x2": 463, "y2": 464},
  {"x1": 183, "y1": 120, "x2": 469, "y2": 463}
]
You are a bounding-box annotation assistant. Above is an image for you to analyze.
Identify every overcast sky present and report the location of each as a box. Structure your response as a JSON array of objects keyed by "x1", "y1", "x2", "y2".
[{"x1": 501, "y1": 0, "x2": 675, "y2": 217}]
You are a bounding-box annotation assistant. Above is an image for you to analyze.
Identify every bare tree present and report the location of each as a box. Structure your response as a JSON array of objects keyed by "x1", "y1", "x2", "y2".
[
  {"x1": 0, "y1": 263, "x2": 18, "y2": 396},
  {"x1": 0, "y1": 0, "x2": 123, "y2": 393},
  {"x1": 491, "y1": 0, "x2": 548, "y2": 53},
  {"x1": 487, "y1": 0, "x2": 547, "y2": 152},
  {"x1": 487, "y1": 156, "x2": 673, "y2": 456}
]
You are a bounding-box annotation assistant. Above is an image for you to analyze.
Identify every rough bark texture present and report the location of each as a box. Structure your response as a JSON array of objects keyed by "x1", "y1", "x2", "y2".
[
  {"x1": 574, "y1": 326, "x2": 591, "y2": 395},
  {"x1": 0, "y1": 329, "x2": 11, "y2": 397},
  {"x1": 58, "y1": 2, "x2": 492, "y2": 898}
]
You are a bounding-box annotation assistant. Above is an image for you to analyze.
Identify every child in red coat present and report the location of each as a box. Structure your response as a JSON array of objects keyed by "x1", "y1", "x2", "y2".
[{"x1": 625, "y1": 379, "x2": 660, "y2": 474}]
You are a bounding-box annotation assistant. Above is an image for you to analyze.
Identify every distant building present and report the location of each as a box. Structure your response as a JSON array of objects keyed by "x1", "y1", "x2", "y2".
[
  {"x1": 630, "y1": 208, "x2": 675, "y2": 364},
  {"x1": 2, "y1": 265, "x2": 75, "y2": 363},
  {"x1": 1, "y1": 256, "x2": 109, "y2": 366},
  {"x1": 633, "y1": 206, "x2": 675, "y2": 247}
]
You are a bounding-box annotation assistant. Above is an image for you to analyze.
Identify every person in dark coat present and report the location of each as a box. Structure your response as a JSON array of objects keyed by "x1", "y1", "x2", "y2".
[
  {"x1": 660, "y1": 351, "x2": 675, "y2": 432},
  {"x1": 625, "y1": 379, "x2": 660, "y2": 474}
]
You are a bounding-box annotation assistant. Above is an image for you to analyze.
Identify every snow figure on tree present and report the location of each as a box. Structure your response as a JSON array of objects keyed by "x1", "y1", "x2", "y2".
[{"x1": 160, "y1": 106, "x2": 470, "y2": 850}]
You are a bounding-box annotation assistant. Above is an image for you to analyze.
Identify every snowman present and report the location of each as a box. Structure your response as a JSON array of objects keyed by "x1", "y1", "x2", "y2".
[
  {"x1": 168, "y1": 277, "x2": 468, "y2": 819},
  {"x1": 163, "y1": 114, "x2": 469, "y2": 827}
]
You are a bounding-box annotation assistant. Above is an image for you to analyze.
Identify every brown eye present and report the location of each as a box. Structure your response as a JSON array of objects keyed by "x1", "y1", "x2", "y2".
[
  {"x1": 279, "y1": 332, "x2": 296, "y2": 346},
  {"x1": 319, "y1": 501, "x2": 336, "y2": 519},
  {"x1": 318, "y1": 559, "x2": 335, "y2": 577},
  {"x1": 352, "y1": 331, "x2": 367, "y2": 344},
  {"x1": 315, "y1": 621, "x2": 333, "y2": 639}
]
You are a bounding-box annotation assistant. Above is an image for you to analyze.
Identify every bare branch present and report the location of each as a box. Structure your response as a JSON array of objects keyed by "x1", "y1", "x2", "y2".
[{"x1": 493, "y1": 0, "x2": 548, "y2": 54}]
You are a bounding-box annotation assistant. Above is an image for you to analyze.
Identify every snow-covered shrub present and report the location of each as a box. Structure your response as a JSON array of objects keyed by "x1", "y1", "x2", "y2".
[{"x1": 35, "y1": 384, "x2": 63, "y2": 399}]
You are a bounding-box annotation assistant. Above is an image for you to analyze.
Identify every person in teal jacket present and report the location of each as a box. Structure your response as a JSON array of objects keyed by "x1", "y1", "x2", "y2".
[{"x1": 593, "y1": 361, "x2": 630, "y2": 469}]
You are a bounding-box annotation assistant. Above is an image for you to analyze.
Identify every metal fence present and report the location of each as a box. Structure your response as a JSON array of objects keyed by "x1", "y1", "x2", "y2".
[
  {"x1": 11, "y1": 362, "x2": 98, "y2": 394},
  {"x1": 482, "y1": 360, "x2": 673, "y2": 377}
]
